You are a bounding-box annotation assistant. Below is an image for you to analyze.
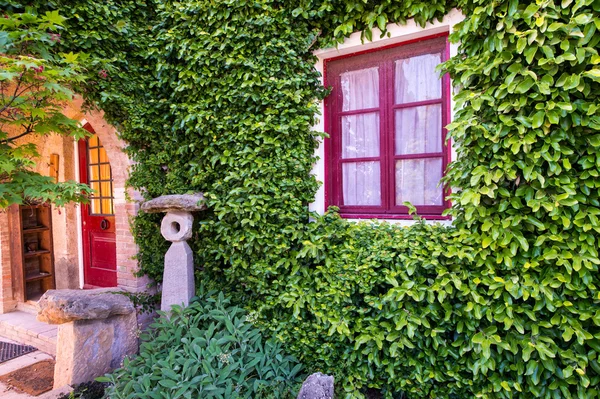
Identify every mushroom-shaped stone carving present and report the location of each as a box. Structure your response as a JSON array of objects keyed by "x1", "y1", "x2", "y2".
[{"x1": 141, "y1": 194, "x2": 206, "y2": 313}]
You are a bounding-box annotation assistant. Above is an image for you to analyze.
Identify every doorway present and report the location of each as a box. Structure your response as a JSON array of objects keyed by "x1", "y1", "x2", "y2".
[{"x1": 77, "y1": 124, "x2": 117, "y2": 287}]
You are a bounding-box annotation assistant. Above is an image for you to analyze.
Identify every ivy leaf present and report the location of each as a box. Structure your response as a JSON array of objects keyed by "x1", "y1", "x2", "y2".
[
  {"x1": 532, "y1": 111, "x2": 545, "y2": 128},
  {"x1": 376, "y1": 15, "x2": 387, "y2": 32},
  {"x1": 583, "y1": 69, "x2": 600, "y2": 81},
  {"x1": 515, "y1": 77, "x2": 535, "y2": 93}
]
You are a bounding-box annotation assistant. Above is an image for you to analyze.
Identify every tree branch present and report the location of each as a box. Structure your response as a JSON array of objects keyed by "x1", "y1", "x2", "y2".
[
  {"x1": 1, "y1": 124, "x2": 34, "y2": 144},
  {"x1": 0, "y1": 69, "x2": 25, "y2": 114}
]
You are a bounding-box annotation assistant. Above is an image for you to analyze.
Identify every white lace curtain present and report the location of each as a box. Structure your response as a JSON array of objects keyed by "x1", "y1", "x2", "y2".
[
  {"x1": 337, "y1": 54, "x2": 444, "y2": 207},
  {"x1": 394, "y1": 53, "x2": 443, "y2": 206},
  {"x1": 340, "y1": 68, "x2": 381, "y2": 206}
]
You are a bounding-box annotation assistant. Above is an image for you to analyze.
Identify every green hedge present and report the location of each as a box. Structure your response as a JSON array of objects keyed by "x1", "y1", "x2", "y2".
[{"x1": 15, "y1": 0, "x2": 600, "y2": 397}]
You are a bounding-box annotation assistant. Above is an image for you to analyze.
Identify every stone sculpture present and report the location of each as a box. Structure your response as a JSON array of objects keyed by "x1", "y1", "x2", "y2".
[{"x1": 141, "y1": 193, "x2": 206, "y2": 313}]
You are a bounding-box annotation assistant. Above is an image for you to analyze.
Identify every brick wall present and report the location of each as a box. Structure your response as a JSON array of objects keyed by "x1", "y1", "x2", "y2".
[{"x1": 0, "y1": 211, "x2": 17, "y2": 313}]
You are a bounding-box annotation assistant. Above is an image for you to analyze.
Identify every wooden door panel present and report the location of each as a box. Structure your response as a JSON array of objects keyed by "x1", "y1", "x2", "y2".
[
  {"x1": 89, "y1": 232, "x2": 117, "y2": 270},
  {"x1": 78, "y1": 125, "x2": 117, "y2": 287}
]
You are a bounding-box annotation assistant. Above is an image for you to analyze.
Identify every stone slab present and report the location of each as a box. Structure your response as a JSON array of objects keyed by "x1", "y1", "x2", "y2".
[
  {"x1": 141, "y1": 193, "x2": 206, "y2": 214},
  {"x1": 53, "y1": 313, "x2": 138, "y2": 389},
  {"x1": 37, "y1": 289, "x2": 135, "y2": 325}
]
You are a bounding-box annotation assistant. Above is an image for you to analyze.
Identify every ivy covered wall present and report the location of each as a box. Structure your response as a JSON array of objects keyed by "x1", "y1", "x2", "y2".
[{"x1": 10, "y1": 0, "x2": 600, "y2": 397}]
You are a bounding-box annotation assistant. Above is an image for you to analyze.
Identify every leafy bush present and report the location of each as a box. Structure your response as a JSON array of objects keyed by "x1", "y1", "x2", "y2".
[{"x1": 100, "y1": 289, "x2": 304, "y2": 399}]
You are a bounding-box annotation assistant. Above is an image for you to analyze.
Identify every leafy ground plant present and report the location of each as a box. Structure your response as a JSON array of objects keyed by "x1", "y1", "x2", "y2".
[
  {"x1": 100, "y1": 288, "x2": 304, "y2": 399},
  {"x1": 57, "y1": 381, "x2": 107, "y2": 399}
]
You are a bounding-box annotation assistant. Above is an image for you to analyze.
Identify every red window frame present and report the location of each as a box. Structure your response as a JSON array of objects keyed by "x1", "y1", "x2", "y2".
[{"x1": 324, "y1": 34, "x2": 451, "y2": 220}]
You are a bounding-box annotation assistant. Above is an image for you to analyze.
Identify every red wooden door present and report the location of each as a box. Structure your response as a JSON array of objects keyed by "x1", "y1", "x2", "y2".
[{"x1": 78, "y1": 125, "x2": 117, "y2": 287}]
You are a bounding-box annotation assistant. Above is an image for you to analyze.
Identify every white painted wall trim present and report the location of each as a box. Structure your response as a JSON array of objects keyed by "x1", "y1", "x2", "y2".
[
  {"x1": 75, "y1": 119, "x2": 87, "y2": 288},
  {"x1": 310, "y1": 9, "x2": 464, "y2": 225}
]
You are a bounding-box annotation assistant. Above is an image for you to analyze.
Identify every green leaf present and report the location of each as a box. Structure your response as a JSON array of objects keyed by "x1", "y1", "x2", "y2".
[{"x1": 532, "y1": 111, "x2": 545, "y2": 128}]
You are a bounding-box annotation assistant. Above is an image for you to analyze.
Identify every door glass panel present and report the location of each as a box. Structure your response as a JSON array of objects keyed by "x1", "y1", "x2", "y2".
[
  {"x1": 343, "y1": 161, "x2": 381, "y2": 206},
  {"x1": 395, "y1": 105, "x2": 442, "y2": 155},
  {"x1": 99, "y1": 164, "x2": 111, "y2": 180},
  {"x1": 395, "y1": 158, "x2": 443, "y2": 206},
  {"x1": 87, "y1": 135, "x2": 114, "y2": 215},
  {"x1": 91, "y1": 199, "x2": 101, "y2": 214},
  {"x1": 90, "y1": 181, "x2": 100, "y2": 196},
  {"x1": 102, "y1": 199, "x2": 114, "y2": 215},
  {"x1": 88, "y1": 135, "x2": 99, "y2": 147},
  {"x1": 341, "y1": 67, "x2": 379, "y2": 111},
  {"x1": 99, "y1": 147, "x2": 108, "y2": 163},
  {"x1": 341, "y1": 113, "x2": 380, "y2": 158},
  {"x1": 395, "y1": 53, "x2": 442, "y2": 104},
  {"x1": 100, "y1": 182, "x2": 111, "y2": 198},
  {"x1": 89, "y1": 148, "x2": 99, "y2": 164},
  {"x1": 89, "y1": 165, "x2": 99, "y2": 181}
]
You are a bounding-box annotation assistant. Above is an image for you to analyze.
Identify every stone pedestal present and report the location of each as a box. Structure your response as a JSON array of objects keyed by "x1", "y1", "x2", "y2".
[
  {"x1": 141, "y1": 194, "x2": 205, "y2": 313},
  {"x1": 37, "y1": 288, "x2": 138, "y2": 389},
  {"x1": 162, "y1": 241, "x2": 195, "y2": 312}
]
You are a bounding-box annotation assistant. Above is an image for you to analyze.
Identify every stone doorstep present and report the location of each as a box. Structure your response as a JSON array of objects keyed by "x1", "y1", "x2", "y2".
[{"x1": 0, "y1": 311, "x2": 57, "y2": 356}]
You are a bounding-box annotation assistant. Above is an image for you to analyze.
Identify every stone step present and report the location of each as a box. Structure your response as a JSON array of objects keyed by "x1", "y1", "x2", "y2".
[
  {"x1": 15, "y1": 301, "x2": 38, "y2": 315},
  {"x1": 0, "y1": 311, "x2": 57, "y2": 356}
]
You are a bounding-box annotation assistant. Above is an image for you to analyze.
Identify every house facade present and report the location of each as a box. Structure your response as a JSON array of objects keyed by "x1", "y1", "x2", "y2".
[
  {"x1": 0, "y1": 10, "x2": 464, "y2": 314},
  {"x1": 0, "y1": 97, "x2": 147, "y2": 313}
]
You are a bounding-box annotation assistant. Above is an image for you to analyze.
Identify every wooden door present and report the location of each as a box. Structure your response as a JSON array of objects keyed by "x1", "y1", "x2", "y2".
[{"x1": 78, "y1": 126, "x2": 117, "y2": 287}]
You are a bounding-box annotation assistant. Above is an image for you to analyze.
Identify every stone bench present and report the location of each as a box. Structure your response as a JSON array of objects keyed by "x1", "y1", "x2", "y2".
[{"x1": 37, "y1": 288, "x2": 138, "y2": 389}]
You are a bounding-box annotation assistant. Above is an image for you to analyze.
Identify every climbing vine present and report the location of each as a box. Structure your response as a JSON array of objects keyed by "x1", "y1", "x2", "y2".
[{"x1": 8, "y1": 0, "x2": 600, "y2": 397}]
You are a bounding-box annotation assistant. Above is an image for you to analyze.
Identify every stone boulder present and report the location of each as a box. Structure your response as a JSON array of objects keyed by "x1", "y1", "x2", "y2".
[
  {"x1": 297, "y1": 372, "x2": 334, "y2": 399},
  {"x1": 141, "y1": 193, "x2": 206, "y2": 214},
  {"x1": 37, "y1": 288, "x2": 134, "y2": 324}
]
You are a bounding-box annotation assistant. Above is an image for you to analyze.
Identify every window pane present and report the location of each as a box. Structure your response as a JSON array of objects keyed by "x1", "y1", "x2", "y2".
[
  {"x1": 88, "y1": 135, "x2": 99, "y2": 147},
  {"x1": 395, "y1": 53, "x2": 442, "y2": 104},
  {"x1": 90, "y1": 181, "x2": 100, "y2": 197},
  {"x1": 99, "y1": 164, "x2": 111, "y2": 180},
  {"x1": 89, "y1": 165, "x2": 99, "y2": 181},
  {"x1": 341, "y1": 67, "x2": 379, "y2": 111},
  {"x1": 99, "y1": 147, "x2": 108, "y2": 163},
  {"x1": 100, "y1": 181, "x2": 112, "y2": 198},
  {"x1": 101, "y1": 198, "x2": 114, "y2": 215},
  {"x1": 91, "y1": 199, "x2": 101, "y2": 214},
  {"x1": 89, "y1": 148, "x2": 99, "y2": 164},
  {"x1": 343, "y1": 162, "x2": 381, "y2": 206},
  {"x1": 395, "y1": 158, "x2": 443, "y2": 206},
  {"x1": 395, "y1": 105, "x2": 442, "y2": 155},
  {"x1": 342, "y1": 112, "x2": 380, "y2": 158}
]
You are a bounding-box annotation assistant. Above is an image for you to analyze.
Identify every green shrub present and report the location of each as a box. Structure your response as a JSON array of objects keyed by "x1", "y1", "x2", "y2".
[{"x1": 100, "y1": 289, "x2": 304, "y2": 399}]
